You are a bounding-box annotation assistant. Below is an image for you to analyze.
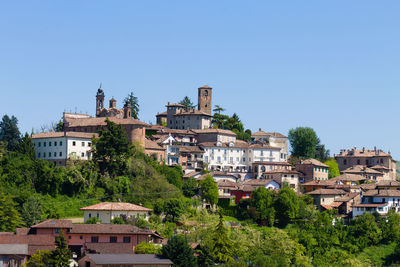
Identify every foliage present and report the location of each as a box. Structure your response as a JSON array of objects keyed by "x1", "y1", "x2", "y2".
[
  {"x1": 274, "y1": 187, "x2": 299, "y2": 228},
  {"x1": 18, "y1": 133, "x2": 36, "y2": 160},
  {"x1": 315, "y1": 143, "x2": 330, "y2": 162},
  {"x1": 249, "y1": 187, "x2": 275, "y2": 226},
  {"x1": 288, "y1": 127, "x2": 319, "y2": 159},
  {"x1": 211, "y1": 112, "x2": 251, "y2": 141},
  {"x1": 182, "y1": 177, "x2": 198, "y2": 198},
  {"x1": 324, "y1": 158, "x2": 340, "y2": 178},
  {"x1": 162, "y1": 235, "x2": 197, "y2": 267},
  {"x1": 213, "y1": 105, "x2": 225, "y2": 114},
  {"x1": 26, "y1": 250, "x2": 52, "y2": 267},
  {"x1": 179, "y1": 96, "x2": 195, "y2": 110},
  {"x1": 134, "y1": 241, "x2": 162, "y2": 254},
  {"x1": 380, "y1": 209, "x2": 400, "y2": 243},
  {"x1": 55, "y1": 120, "x2": 64, "y2": 132},
  {"x1": 164, "y1": 198, "x2": 185, "y2": 222},
  {"x1": 86, "y1": 217, "x2": 101, "y2": 224},
  {"x1": 124, "y1": 92, "x2": 140, "y2": 119},
  {"x1": 200, "y1": 175, "x2": 219, "y2": 206},
  {"x1": 21, "y1": 195, "x2": 43, "y2": 227},
  {"x1": 92, "y1": 118, "x2": 133, "y2": 177},
  {"x1": 0, "y1": 115, "x2": 21, "y2": 151},
  {"x1": 111, "y1": 216, "x2": 125, "y2": 224},
  {"x1": 350, "y1": 213, "x2": 382, "y2": 249},
  {"x1": 0, "y1": 191, "x2": 23, "y2": 231},
  {"x1": 210, "y1": 213, "x2": 234, "y2": 263},
  {"x1": 50, "y1": 231, "x2": 72, "y2": 266}
]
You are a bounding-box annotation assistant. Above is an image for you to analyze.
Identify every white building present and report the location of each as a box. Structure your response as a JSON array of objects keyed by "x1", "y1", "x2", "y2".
[
  {"x1": 80, "y1": 202, "x2": 152, "y2": 223},
  {"x1": 31, "y1": 132, "x2": 97, "y2": 166},
  {"x1": 352, "y1": 190, "x2": 400, "y2": 218}
]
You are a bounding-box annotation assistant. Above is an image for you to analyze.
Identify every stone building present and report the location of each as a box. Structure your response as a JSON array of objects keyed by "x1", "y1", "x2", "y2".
[
  {"x1": 334, "y1": 147, "x2": 396, "y2": 180},
  {"x1": 295, "y1": 158, "x2": 329, "y2": 183},
  {"x1": 251, "y1": 128, "x2": 288, "y2": 161}
]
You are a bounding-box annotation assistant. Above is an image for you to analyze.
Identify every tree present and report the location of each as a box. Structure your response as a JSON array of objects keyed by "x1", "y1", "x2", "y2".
[
  {"x1": 135, "y1": 241, "x2": 161, "y2": 254},
  {"x1": 26, "y1": 250, "x2": 52, "y2": 267},
  {"x1": 111, "y1": 216, "x2": 125, "y2": 224},
  {"x1": 250, "y1": 187, "x2": 275, "y2": 226},
  {"x1": 213, "y1": 105, "x2": 225, "y2": 114},
  {"x1": 86, "y1": 217, "x2": 101, "y2": 224},
  {"x1": 324, "y1": 158, "x2": 340, "y2": 178},
  {"x1": 179, "y1": 96, "x2": 195, "y2": 110},
  {"x1": 199, "y1": 175, "x2": 219, "y2": 206},
  {"x1": 50, "y1": 231, "x2": 72, "y2": 266},
  {"x1": 211, "y1": 213, "x2": 234, "y2": 263},
  {"x1": 315, "y1": 143, "x2": 330, "y2": 162},
  {"x1": 182, "y1": 177, "x2": 198, "y2": 198},
  {"x1": 92, "y1": 119, "x2": 133, "y2": 176},
  {"x1": 381, "y1": 209, "x2": 400, "y2": 243},
  {"x1": 274, "y1": 187, "x2": 299, "y2": 228},
  {"x1": 0, "y1": 191, "x2": 23, "y2": 232},
  {"x1": 124, "y1": 92, "x2": 140, "y2": 119},
  {"x1": 288, "y1": 127, "x2": 319, "y2": 159},
  {"x1": 164, "y1": 198, "x2": 185, "y2": 222},
  {"x1": 18, "y1": 133, "x2": 36, "y2": 160},
  {"x1": 162, "y1": 235, "x2": 197, "y2": 267},
  {"x1": 55, "y1": 120, "x2": 64, "y2": 132},
  {"x1": 0, "y1": 115, "x2": 21, "y2": 151},
  {"x1": 21, "y1": 195, "x2": 43, "y2": 227},
  {"x1": 350, "y1": 213, "x2": 382, "y2": 249}
]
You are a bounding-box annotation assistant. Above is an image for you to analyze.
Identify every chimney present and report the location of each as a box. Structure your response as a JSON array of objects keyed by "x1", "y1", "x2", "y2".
[
  {"x1": 363, "y1": 147, "x2": 365, "y2": 152},
  {"x1": 168, "y1": 102, "x2": 170, "y2": 105},
  {"x1": 374, "y1": 146, "x2": 376, "y2": 151},
  {"x1": 259, "y1": 128, "x2": 262, "y2": 131}
]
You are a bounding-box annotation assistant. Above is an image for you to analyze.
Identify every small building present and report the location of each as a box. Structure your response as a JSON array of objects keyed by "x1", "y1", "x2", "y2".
[
  {"x1": 251, "y1": 128, "x2": 288, "y2": 160},
  {"x1": 306, "y1": 189, "x2": 346, "y2": 210},
  {"x1": 353, "y1": 189, "x2": 400, "y2": 218},
  {"x1": 296, "y1": 159, "x2": 329, "y2": 183},
  {"x1": 80, "y1": 202, "x2": 153, "y2": 223},
  {"x1": 341, "y1": 165, "x2": 384, "y2": 181},
  {"x1": 144, "y1": 139, "x2": 166, "y2": 163},
  {"x1": 78, "y1": 254, "x2": 172, "y2": 267}
]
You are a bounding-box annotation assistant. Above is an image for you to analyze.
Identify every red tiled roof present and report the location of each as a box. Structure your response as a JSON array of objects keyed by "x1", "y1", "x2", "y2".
[
  {"x1": 31, "y1": 220, "x2": 73, "y2": 229},
  {"x1": 86, "y1": 242, "x2": 134, "y2": 254},
  {"x1": 80, "y1": 202, "x2": 152, "y2": 212},
  {"x1": 306, "y1": 189, "x2": 346, "y2": 195},
  {"x1": 65, "y1": 117, "x2": 149, "y2": 127},
  {"x1": 70, "y1": 224, "x2": 153, "y2": 235},
  {"x1": 342, "y1": 165, "x2": 382, "y2": 175},
  {"x1": 193, "y1": 128, "x2": 237, "y2": 136},
  {"x1": 363, "y1": 190, "x2": 400, "y2": 197},
  {"x1": 144, "y1": 139, "x2": 165, "y2": 151},
  {"x1": 32, "y1": 131, "x2": 98, "y2": 139},
  {"x1": 297, "y1": 159, "x2": 329, "y2": 168}
]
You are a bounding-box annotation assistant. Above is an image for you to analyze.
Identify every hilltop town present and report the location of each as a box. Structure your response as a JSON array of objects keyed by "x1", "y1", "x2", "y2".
[{"x1": 0, "y1": 85, "x2": 399, "y2": 266}]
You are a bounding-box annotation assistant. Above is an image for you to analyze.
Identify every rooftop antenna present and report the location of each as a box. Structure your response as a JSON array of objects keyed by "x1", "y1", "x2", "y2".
[{"x1": 99, "y1": 82, "x2": 102, "y2": 88}]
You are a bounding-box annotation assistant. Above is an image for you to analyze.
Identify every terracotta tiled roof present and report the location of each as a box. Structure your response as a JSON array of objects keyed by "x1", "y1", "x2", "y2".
[
  {"x1": 376, "y1": 180, "x2": 400, "y2": 187},
  {"x1": 86, "y1": 243, "x2": 134, "y2": 254},
  {"x1": 336, "y1": 149, "x2": 391, "y2": 158},
  {"x1": 70, "y1": 224, "x2": 153, "y2": 234},
  {"x1": 370, "y1": 165, "x2": 391, "y2": 171},
  {"x1": 31, "y1": 131, "x2": 98, "y2": 139},
  {"x1": 321, "y1": 202, "x2": 343, "y2": 210},
  {"x1": 298, "y1": 159, "x2": 329, "y2": 168},
  {"x1": 253, "y1": 161, "x2": 291, "y2": 166},
  {"x1": 157, "y1": 129, "x2": 197, "y2": 135},
  {"x1": 174, "y1": 110, "x2": 212, "y2": 117},
  {"x1": 80, "y1": 202, "x2": 152, "y2": 212},
  {"x1": 252, "y1": 130, "x2": 287, "y2": 138},
  {"x1": 197, "y1": 171, "x2": 238, "y2": 181},
  {"x1": 155, "y1": 111, "x2": 168, "y2": 117},
  {"x1": 301, "y1": 179, "x2": 337, "y2": 186},
  {"x1": 31, "y1": 219, "x2": 73, "y2": 229},
  {"x1": 144, "y1": 139, "x2": 165, "y2": 151},
  {"x1": 179, "y1": 146, "x2": 204, "y2": 153},
  {"x1": 65, "y1": 117, "x2": 149, "y2": 127},
  {"x1": 306, "y1": 189, "x2": 346, "y2": 195},
  {"x1": 166, "y1": 103, "x2": 185, "y2": 107},
  {"x1": 330, "y1": 174, "x2": 366, "y2": 182},
  {"x1": 0, "y1": 234, "x2": 56, "y2": 255},
  {"x1": 198, "y1": 140, "x2": 249, "y2": 149},
  {"x1": 353, "y1": 203, "x2": 388, "y2": 208},
  {"x1": 249, "y1": 144, "x2": 281, "y2": 150},
  {"x1": 199, "y1": 85, "x2": 212, "y2": 89},
  {"x1": 262, "y1": 169, "x2": 300, "y2": 175},
  {"x1": 363, "y1": 190, "x2": 400, "y2": 197},
  {"x1": 217, "y1": 179, "x2": 238, "y2": 189},
  {"x1": 182, "y1": 171, "x2": 201, "y2": 178},
  {"x1": 233, "y1": 184, "x2": 256, "y2": 192},
  {"x1": 193, "y1": 128, "x2": 237, "y2": 136},
  {"x1": 243, "y1": 179, "x2": 275, "y2": 186},
  {"x1": 342, "y1": 165, "x2": 382, "y2": 175},
  {"x1": 360, "y1": 184, "x2": 377, "y2": 190},
  {"x1": 334, "y1": 192, "x2": 360, "y2": 202}
]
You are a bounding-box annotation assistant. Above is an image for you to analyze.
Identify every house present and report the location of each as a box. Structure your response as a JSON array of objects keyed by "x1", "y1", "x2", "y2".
[
  {"x1": 197, "y1": 171, "x2": 239, "y2": 183},
  {"x1": 376, "y1": 180, "x2": 400, "y2": 190},
  {"x1": 155, "y1": 111, "x2": 168, "y2": 126},
  {"x1": 194, "y1": 129, "x2": 237, "y2": 144},
  {"x1": 31, "y1": 132, "x2": 98, "y2": 166},
  {"x1": 261, "y1": 170, "x2": 300, "y2": 192},
  {"x1": 230, "y1": 179, "x2": 280, "y2": 204},
  {"x1": 80, "y1": 202, "x2": 153, "y2": 223},
  {"x1": 179, "y1": 146, "x2": 204, "y2": 171},
  {"x1": 78, "y1": 254, "x2": 172, "y2": 267},
  {"x1": 144, "y1": 139, "x2": 166, "y2": 163},
  {"x1": 335, "y1": 147, "x2": 396, "y2": 180},
  {"x1": 353, "y1": 190, "x2": 400, "y2": 218},
  {"x1": 341, "y1": 165, "x2": 384, "y2": 181},
  {"x1": 216, "y1": 179, "x2": 238, "y2": 199},
  {"x1": 231, "y1": 185, "x2": 256, "y2": 204},
  {"x1": 295, "y1": 159, "x2": 329, "y2": 183},
  {"x1": 306, "y1": 189, "x2": 346, "y2": 210},
  {"x1": 251, "y1": 128, "x2": 288, "y2": 160},
  {"x1": 333, "y1": 192, "x2": 361, "y2": 216},
  {"x1": 252, "y1": 161, "x2": 292, "y2": 179}
]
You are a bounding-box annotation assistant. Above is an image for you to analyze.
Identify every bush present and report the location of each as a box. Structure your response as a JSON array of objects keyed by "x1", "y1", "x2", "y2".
[
  {"x1": 135, "y1": 241, "x2": 162, "y2": 254},
  {"x1": 86, "y1": 217, "x2": 101, "y2": 224},
  {"x1": 111, "y1": 216, "x2": 125, "y2": 224}
]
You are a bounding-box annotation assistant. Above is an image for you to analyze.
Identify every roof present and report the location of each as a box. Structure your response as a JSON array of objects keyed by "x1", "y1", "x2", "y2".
[
  {"x1": 321, "y1": 202, "x2": 343, "y2": 210},
  {"x1": 156, "y1": 111, "x2": 168, "y2": 117},
  {"x1": 252, "y1": 161, "x2": 291, "y2": 166},
  {"x1": 233, "y1": 184, "x2": 256, "y2": 192},
  {"x1": 182, "y1": 171, "x2": 201, "y2": 178},
  {"x1": 166, "y1": 102, "x2": 185, "y2": 107},
  {"x1": 0, "y1": 244, "x2": 28, "y2": 254},
  {"x1": 64, "y1": 117, "x2": 149, "y2": 128},
  {"x1": 262, "y1": 169, "x2": 300, "y2": 175},
  {"x1": 197, "y1": 171, "x2": 238, "y2": 181},
  {"x1": 0, "y1": 234, "x2": 56, "y2": 255},
  {"x1": 360, "y1": 183, "x2": 377, "y2": 190},
  {"x1": 86, "y1": 254, "x2": 172, "y2": 265},
  {"x1": 251, "y1": 130, "x2": 287, "y2": 138},
  {"x1": 80, "y1": 202, "x2": 152, "y2": 212},
  {"x1": 335, "y1": 148, "x2": 391, "y2": 158},
  {"x1": 243, "y1": 179, "x2": 276, "y2": 186},
  {"x1": 217, "y1": 179, "x2": 238, "y2": 189},
  {"x1": 363, "y1": 190, "x2": 400, "y2": 197},
  {"x1": 70, "y1": 224, "x2": 153, "y2": 235},
  {"x1": 144, "y1": 139, "x2": 165, "y2": 151},
  {"x1": 334, "y1": 192, "x2": 360, "y2": 202},
  {"x1": 174, "y1": 110, "x2": 212, "y2": 117},
  {"x1": 370, "y1": 165, "x2": 391, "y2": 171},
  {"x1": 31, "y1": 131, "x2": 98, "y2": 139},
  {"x1": 301, "y1": 179, "x2": 337, "y2": 187},
  {"x1": 306, "y1": 189, "x2": 346, "y2": 195},
  {"x1": 353, "y1": 203, "x2": 388, "y2": 208},
  {"x1": 248, "y1": 144, "x2": 281, "y2": 150},
  {"x1": 376, "y1": 180, "x2": 400, "y2": 187},
  {"x1": 297, "y1": 159, "x2": 329, "y2": 168},
  {"x1": 31, "y1": 220, "x2": 73, "y2": 229},
  {"x1": 330, "y1": 174, "x2": 366, "y2": 182},
  {"x1": 198, "y1": 141, "x2": 248, "y2": 149},
  {"x1": 179, "y1": 146, "x2": 204, "y2": 153},
  {"x1": 342, "y1": 165, "x2": 382, "y2": 175},
  {"x1": 85, "y1": 243, "x2": 134, "y2": 254},
  {"x1": 193, "y1": 128, "x2": 237, "y2": 136},
  {"x1": 199, "y1": 85, "x2": 212, "y2": 89}
]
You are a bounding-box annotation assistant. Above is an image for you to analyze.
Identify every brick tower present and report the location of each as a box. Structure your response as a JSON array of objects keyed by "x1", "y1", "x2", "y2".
[{"x1": 198, "y1": 85, "x2": 212, "y2": 115}]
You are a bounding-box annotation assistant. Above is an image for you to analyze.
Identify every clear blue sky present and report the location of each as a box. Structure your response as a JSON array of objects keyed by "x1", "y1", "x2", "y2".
[{"x1": 1, "y1": 1, "x2": 399, "y2": 158}]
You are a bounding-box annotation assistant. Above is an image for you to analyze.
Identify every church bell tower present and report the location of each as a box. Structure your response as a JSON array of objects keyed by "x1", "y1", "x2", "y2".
[{"x1": 198, "y1": 85, "x2": 212, "y2": 115}]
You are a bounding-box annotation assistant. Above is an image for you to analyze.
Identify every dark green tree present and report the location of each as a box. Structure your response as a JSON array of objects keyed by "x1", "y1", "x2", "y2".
[
  {"x1": 50, "y1": 231, "x2": 72, "y2": 266},
  {"x1": 85, "y1": 217, "x2": 101, "y2": 224},
  {"x1": 21, "y1": 195, "x2": 43, "y2": 227},
  {"x1": 211, "y1": 213, "x2": 234, "y2": 263},
  {"x1": 250, "y1": 187, "x2": 275, "y2": 226},
  {"x1": 162, "y1": 235, "x2": 197, "y2": 267},
  {"x1": 315, "y1": 143, "x2": 330, "y2": 162},
  {"x1": 18, "y1": 133, "x2": 36, "y2": 160},
  {"x1": 179, "y1": 96, "x2": 195, "y2": 110},
  {"x1": 182, "y1": 177, "x2": 198, "y2": 198},
  {"x1": 381, "y1": 209, "x2": 400, "y2": 243},
  {"x1": 350, "y1": 212, "x2": 382, "y2": 249},
  {"x1": 274, "y1": 187, "x2": 299, "y2": 228},
  {"x1": 92, "y1": 119, "x2": 133, "y2": 177},
  {"x1": 0, "y1": 115, "x2": 21, "y2": 151},
  {"x1": 288, "y1": 127, "x2": 319, "y2": 158},
  {"x1": 199, "y1": 175, "x2": 219, "y2": 206},
  {"x1": 0, "y1": 191, "x2": 23, "y2": 231},
  {"x1": 55, "y1": 120, "x2": 64, "y2": 132},
  {"x1": 164, "y1": 198, "x2": 185, "y2": 222},
  {"x1": 213, "y1": 105, "x2": 225, "y2": 114},
  {"x1": 124, "y1": 92, "x2": 140, "y2": 119},
  {"x1": 111, "y1": 216, "x2": 125, "y2": 224}
]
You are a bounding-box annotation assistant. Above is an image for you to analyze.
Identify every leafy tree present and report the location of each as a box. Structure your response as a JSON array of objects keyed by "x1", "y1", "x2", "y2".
[
  {"x1": 86, "y1": 217, "x2": 101, "y2": 224},
  {"x1": 213, "y1": 105, "x2": 225, "y2": 114},
  {"x1": 124, "y1": 92, "x2": 140, "y2": 119},
  {"x1": 92, "y1": 118, "x2": 133, "y2": 177},
  {"x1": 182, "y1": 177, "x2": 198, "y2": 198},
  {"x1": 18, "y1": 133, "x2": 36, "y2": 160},
  {"x1": 162, "y1": 235, "x2": 197, "y2": 267},
  {"x1": 111, "y1": 216, "x2": 125, "y2": 224},
  {"x1": 0, "y1": 191, "x2": 23, "y2": 231},
  {"x1": 380, "y1": 209, "x2": 400, "y2": 243},
  {"x1": 26, "y1": 250, "x2": 52, "y2": 267},
  {"x1": 135, "y1": 241, "x2": 161, "y2": 254},
  {"x1": 55, "y1": 120, "x2": 64, "y2": 132},
  {"x1": 324, "y1": 158, "x2": 340, "y2": 178},
  {"x1": 21, "y1": 195, "x2": 43, "y2": 227},
  {"x1": 211, "y1": 213, "x2": 234, "y2": 263},
  {"x1": 350, "y1": 213, "x2": 382, "y2": 249},
  {"x1": 50, "y1": 231, "x2": 72, "y2": 266},
  {"x1": 164, "y1": 198, "x2": 185, "y2": 222},
  {"x1": 0, "y1": 141, "x2": 7, "y2": 158},
  {"x1": 199, "y1": 175, "x2": 219, "y2": 206},
  {"x1": 250, "y1": 187, "x2": 275, "y2": 226},
  {"x1": 196, "y1": 244, "x2": 215, "y2": 267},
  {"x1": 274, "y1": 187, "x2": 299, "y2": 227},
  {"x1": 0, "y1": 115, "x2": 21, "y2": 151},
  {"x1": 161, "y1": 165, "x2": 183, "y2": 189},
  {"x1": 288, "y1": 127, "x2": 319, "y2": 159},
  {"x1": 179, "y1": 96, "x2": 195, "y2": 110},
  {"x1": 315, "y1": 143, "x2": 330, "y2": 162}
]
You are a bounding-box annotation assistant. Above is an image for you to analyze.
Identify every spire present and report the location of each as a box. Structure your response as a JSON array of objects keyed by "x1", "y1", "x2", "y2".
[{"x1": 99, "y1": 82, "x2": 102, "y2": 89}]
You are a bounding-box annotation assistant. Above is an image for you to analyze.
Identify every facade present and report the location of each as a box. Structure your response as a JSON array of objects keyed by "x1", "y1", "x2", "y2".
[
  {"x1": 95, "y1": 86, "x2": 132, "y2": 119},
  {"x1": 352, "y1": 190, "x2": 400, "y2": 218},
  {"x1": 306, "y1": 189, "x2": 346, "y2": 210},
  {"x1": 295, "y1": 159, "x2": 329, "y2": 182},
  {"x1": 144, "y1": 139, "x2": 166, "y2": 163},
  {"x1": 252, "y1": 161, "x2": 291, "y2": 178},
  {"x1": 80, "y1": 202, "x2": 153, "y2": 223},
  {"x1": 335, "y1": 147, "x2": 396, "y2": 180},
  {"x1": 341, "y1": 165, "x2": 384, "y2": 181},
  {"x1": 194, "y1": 129, "x2": 237, "y2": 144},
  {"x1": 155, "y1": 111, "x2": 167, "y2": 126},
  {"x1": 31, "y1": 132, "x2": 98, "y2": 166},
  {"x1": 251, "y1": 128, "x2": 288, "y2": 160},
  {"x1": 262, "y1": 170, "x2": 300, "y2": 192}
]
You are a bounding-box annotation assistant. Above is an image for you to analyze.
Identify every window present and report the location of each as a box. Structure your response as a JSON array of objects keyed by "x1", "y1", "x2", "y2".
[
  {"x1": 48, "y1": 152, "x2": 51, "y2": 157},
  {"x1": 88, "y1": 142, "x2": 91, "y2": 147},
  {"x1": 59, "y1": 152, "x2": 62, "y2": 157},
  {"x1": 230, "y1": 157, "x2": 233, "y2": 163},
  {"x1": 217, "y1": 156, "x2": 221, "y2": 163},
  {"x1": 38, "y1": 142, "x2": 41, "y2": 147},
  {"x1": 80, "y1": 236, "x2": 83, "y2": 239},
  {"x1": 357, "y1": 159, "x2": 360, "y2": 164},
  {"x1": 55, "y1": 229, "x2": 60, "y2": 234},
  {"x1": 38, "y1": 152, "x2": 41, "y2": 158},
  {"x1": 43, "y1": 153, "x2": 46, "y2": 158},
  {"x1": 110, "y1": 236, "x2": 117, "y2": 243},
  {"x1": 205, "y1": 156, "x2": 209, "y2": 163},
  {"x1": 72, "y1": 141, "x2": 76, "y2": 146},
  {"x1": 91, "y1": 236, "x2": 99, "y2": 243},
  {"x1": 243, "y1": 157, "x2": 246, "y2": 162},
  {"x1": 88, "y1": 213, "x2": 92, "y2": 218},
  {"x1": 123, "y1": 237, "x2": 131, "y2": 243},
  {"x1": 59, "y1": 141, "x2": 62, "y2": 146},
  {"x1": 261, "y1": 151, "x2": 264, "y2": 156},
  {"x1": 68, "y1": 236, "x2": 71, "y2": 239},
  {"x1": 343, "y1": 159, "x2": 347, "y2": 165},
  {"x1": 54, "y1": 141, "x2": 57, "y2": 146},
  {"x1": 54, "y1": 152, "x2": 57, "y2": 157},
  {"x1": 270, "y1": 151, "x2": 272, "y2": 156},
  {"x1": 82, "y1": 142, "x2": 85, "y2": 147},
  {"x1": 44, "y1": 142, "x2": 46, "y2": 147},
  {"x1": 81, "y1": 152, "x2": 85, "y2": 157},
  {"x1": 49, "y1": 142, "x2": 52, "y2": 147}
]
